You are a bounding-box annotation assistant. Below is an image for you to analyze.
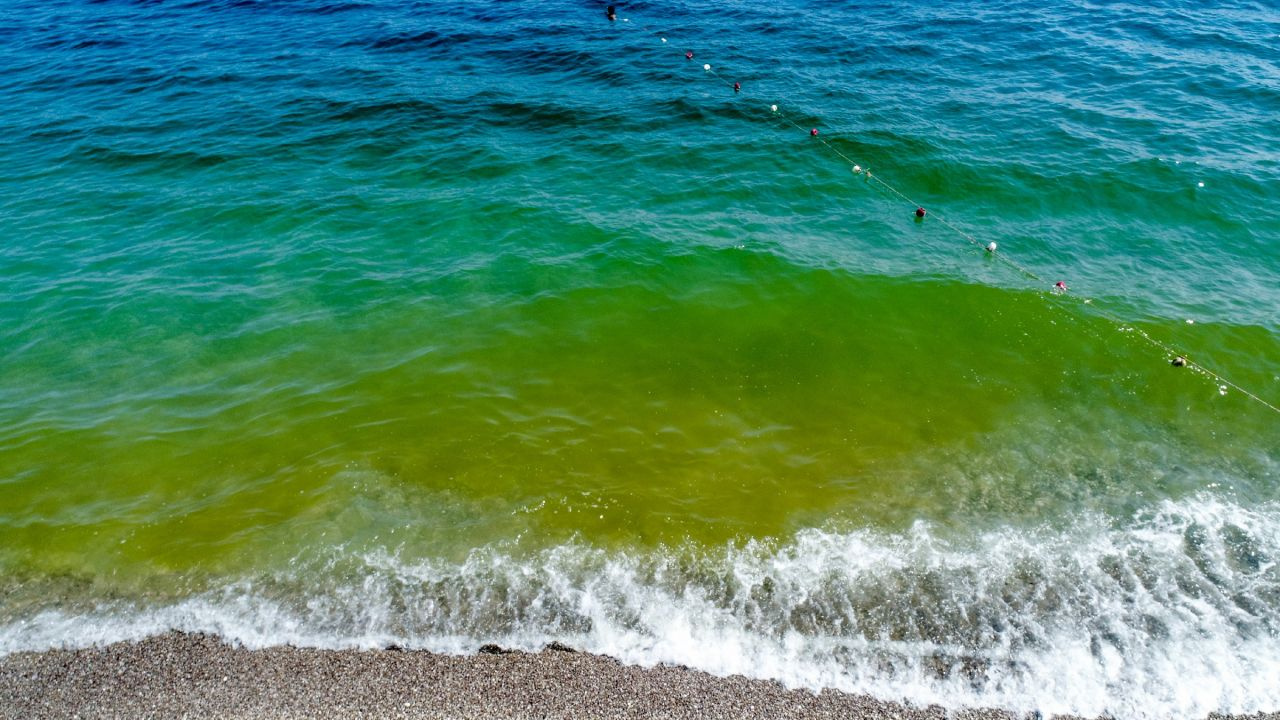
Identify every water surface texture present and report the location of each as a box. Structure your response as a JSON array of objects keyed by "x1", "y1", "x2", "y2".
[{"x1": 1, "y1": 1, "x2": 1278, "y2": 718}]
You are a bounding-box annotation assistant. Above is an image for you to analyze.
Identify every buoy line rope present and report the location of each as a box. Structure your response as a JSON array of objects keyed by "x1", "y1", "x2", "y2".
[{"x1": 606, "y1": 9, "x2": 1279, "y2": 417}]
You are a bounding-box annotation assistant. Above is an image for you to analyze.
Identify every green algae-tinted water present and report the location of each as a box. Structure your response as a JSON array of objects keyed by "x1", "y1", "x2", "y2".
[{"x1": 1, "y1": 1, "x2": 1277, "y2": 717}]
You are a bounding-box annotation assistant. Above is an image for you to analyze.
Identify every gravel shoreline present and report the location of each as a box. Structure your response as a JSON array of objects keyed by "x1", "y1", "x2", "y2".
[{"x1": 0, "y1": 632, "x2": 1271, "y2": 720}]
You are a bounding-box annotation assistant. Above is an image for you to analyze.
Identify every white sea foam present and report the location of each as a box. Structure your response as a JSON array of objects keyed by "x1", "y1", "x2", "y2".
[{"x1": 3, "y1": 494, "x2": 1279, "y2": 720}]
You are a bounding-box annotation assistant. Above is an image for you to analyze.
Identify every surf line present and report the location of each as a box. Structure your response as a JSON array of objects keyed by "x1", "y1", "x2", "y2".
[{"x1": 605, "y1": 8, "x2": 1280, "y2": 417}]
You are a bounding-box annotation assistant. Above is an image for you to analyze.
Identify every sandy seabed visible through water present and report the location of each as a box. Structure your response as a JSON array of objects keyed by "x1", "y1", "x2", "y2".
[{"x1": 0, "y1": 632, "x2": 1275, "y2": 720}]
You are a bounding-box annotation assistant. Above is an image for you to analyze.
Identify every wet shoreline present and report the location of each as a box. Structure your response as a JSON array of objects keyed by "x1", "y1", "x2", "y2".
[{"x1": 5, "y1": 632, "x2": 1276, "y2": 720}]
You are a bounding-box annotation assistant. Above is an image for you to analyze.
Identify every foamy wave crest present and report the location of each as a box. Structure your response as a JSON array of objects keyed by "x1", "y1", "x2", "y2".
[{"x1": 3, "y1": 495, "x2": 1279, "y2": 720}]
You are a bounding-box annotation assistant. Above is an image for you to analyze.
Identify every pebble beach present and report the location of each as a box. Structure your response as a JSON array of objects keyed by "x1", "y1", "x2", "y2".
[{"x1": 0, "y1": 633, "x2": 1029, "y2": 720}]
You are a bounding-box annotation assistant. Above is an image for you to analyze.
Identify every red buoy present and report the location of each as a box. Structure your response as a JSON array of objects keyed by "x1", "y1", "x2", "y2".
[
  {"x1": 915, "y1": 207, "x2": 926, "y2": 218},
  {"x1": 810, "y1": 128, "x2": 819, "y2": 136},
  {"x1": 686, "y1": 51, "x2": 693, "y2": 60},
  {"x1": 734, "y1": 82, "x2": 741, "y2": 92}
]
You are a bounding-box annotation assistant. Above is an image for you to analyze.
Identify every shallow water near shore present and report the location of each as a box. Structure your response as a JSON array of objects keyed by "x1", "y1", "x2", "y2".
[{"x1": 1, "y1": 1, "x2": 1278, "y2": 718}]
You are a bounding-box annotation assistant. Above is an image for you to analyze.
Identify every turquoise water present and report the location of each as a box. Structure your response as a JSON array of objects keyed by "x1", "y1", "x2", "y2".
[{"x1": 1, "y1": 1, "x2": 1278, "y2": 717}]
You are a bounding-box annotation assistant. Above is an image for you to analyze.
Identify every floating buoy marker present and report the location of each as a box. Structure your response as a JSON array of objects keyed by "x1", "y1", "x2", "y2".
[
  {"x1": 915, "y1": 207, "x2": 926, "y2": 218},
  {"x1": 810, "y1": 128, "x2": 819, "y2": 136},
  {"x1": 661, "y1": 37, "x2": 667, "y2": 43},
  {"x1": 734, "y1": 82, "x2": 741, "y2": 92},
  {"x1": 852, "y1": 165, "x2": 861, "y2": 174},
  {"x1": 1053, "y1": 281, "x2": 1068, "y2": 294},
  {"x1": 1172, "y1": 356, "x2": 1188, "y2": 367},
  {"x1": 770, "y1": 104, "x2": 778, "y2": 112},
  {"x1": 703, "y1": 63, "x2": 711, "y2": 71},
  {"x1": 986, "y1": 241, "x2": 998, "y2": 253},
  {"x1": 686, "y1": 51, "x2": 693, "y2": 60}
]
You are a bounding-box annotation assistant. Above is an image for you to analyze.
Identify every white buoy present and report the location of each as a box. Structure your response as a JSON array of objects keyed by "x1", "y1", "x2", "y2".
[
  {"x1": 661, "y1": 37, "x2": 667, "y2": 43},
  {"x1": 770, "y1": 104, "x2": 778, "y2": 112},
  {"x1": 1197, "y1": 181, "x2": 1205, "y2": 187},
  {"x1": 703, "y1": 63, "x2": 711, "y2": 71},
  {"x1": 852, "y1": 164, "x2": 861, "y2": 174},
  {"x1": 986, "y1": 241, "x2": 998, "y2": 253}
]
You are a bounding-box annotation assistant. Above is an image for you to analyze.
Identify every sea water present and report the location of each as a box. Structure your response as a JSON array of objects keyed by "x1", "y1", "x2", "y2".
[{"x1": 0, "y1": 0, "x2": 1277, "y2": 718}]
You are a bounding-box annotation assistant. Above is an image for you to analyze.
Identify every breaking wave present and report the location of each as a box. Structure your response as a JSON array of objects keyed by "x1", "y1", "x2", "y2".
[{"x1": 4, "y1": 494, "x2": 1279, "y2": 720}]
